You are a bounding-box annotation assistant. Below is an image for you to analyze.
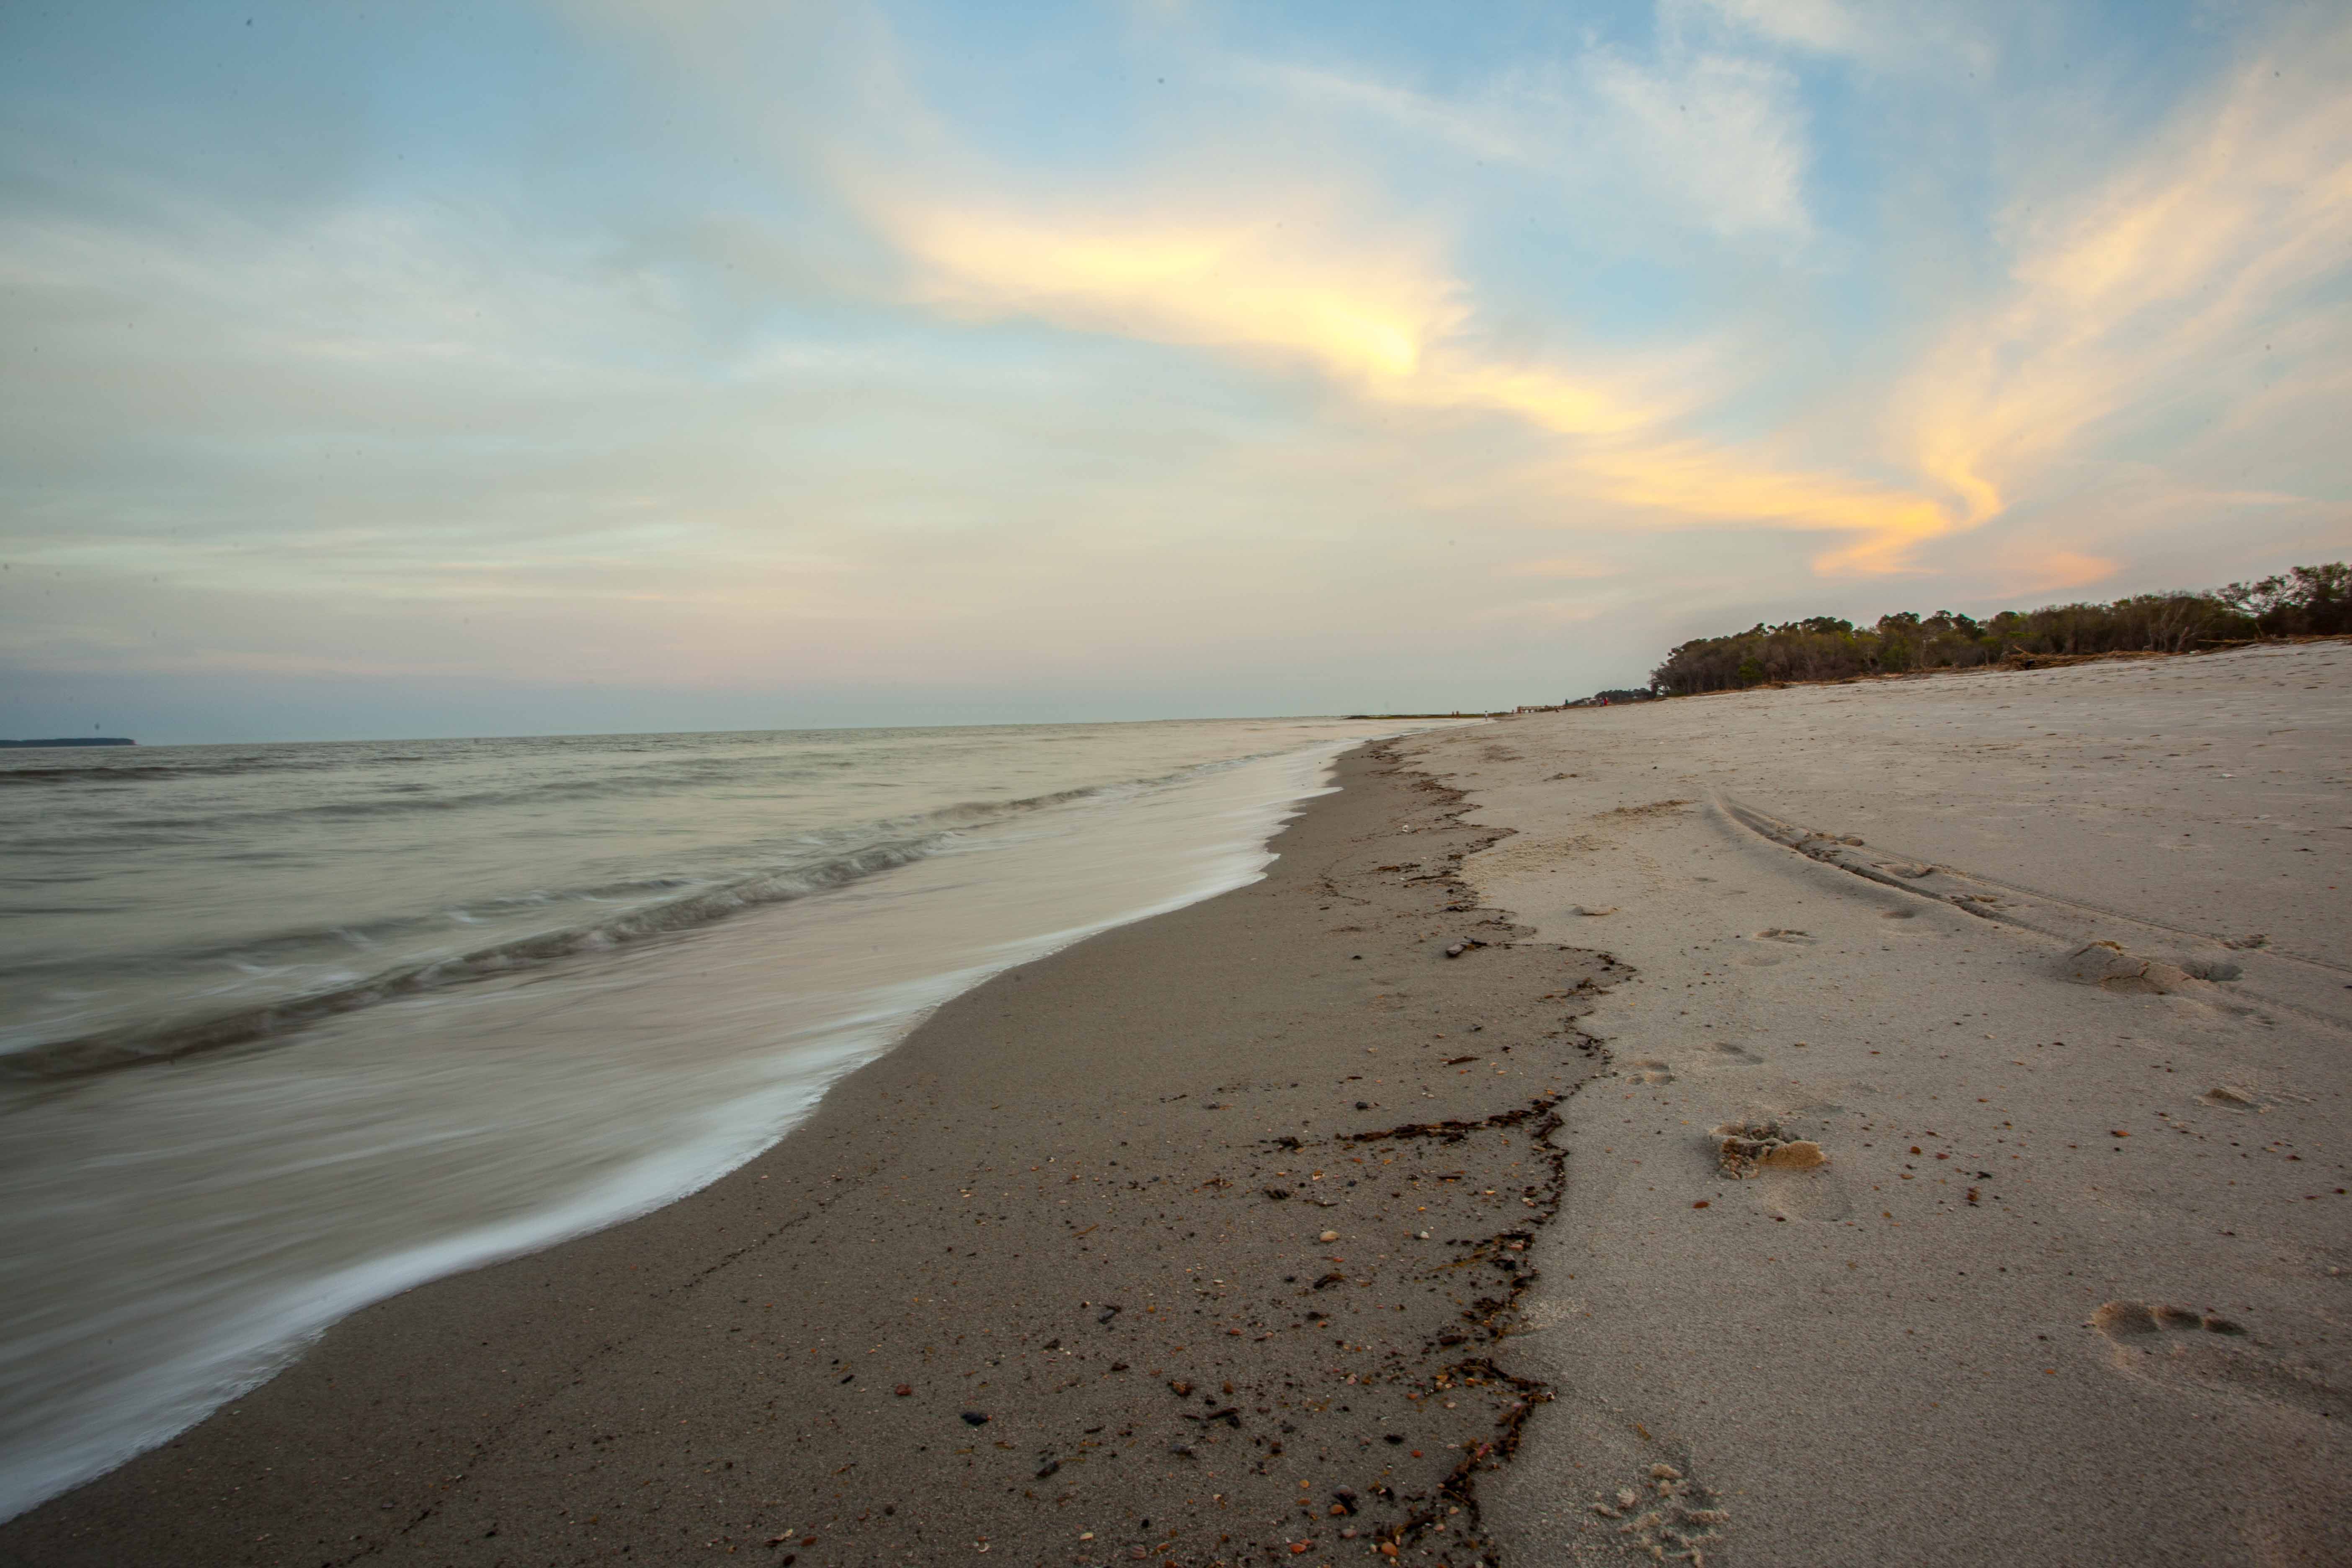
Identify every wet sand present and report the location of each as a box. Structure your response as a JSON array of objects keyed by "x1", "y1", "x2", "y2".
[{"x1": 0, "y1": 745, "x2": 1614, "y2": 1567}]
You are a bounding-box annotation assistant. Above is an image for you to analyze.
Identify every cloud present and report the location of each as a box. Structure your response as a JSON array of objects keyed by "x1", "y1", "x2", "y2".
[
  {"x1": 1894, "y1": 17, "x2": 2352, "y2": 559},
  {"x1": 1244, "y1": 44, "x2": 1816, "y2": 242},
  {"x1": 1567, "y1": 46, "x2": 1814, "y2": 240},
  {"x1": 864, "y1": 185, "x2": 1974, "y2": 569},
  {"x1": 874, "y1": 199, "x2": 1471, "y2": 395},
  {"x1": 1676, "y1": 0, "x2": 1875, "y2": 56},
  {"x1": 1991, "y1": 546, "x2": 2118, "y2": 597},
  {"x1": 1670, "y1": 0, "x2": 1987, "y2": 71},
  {"x1": 1246, "y1": 62, "x2": 1524, "y2": 164}
]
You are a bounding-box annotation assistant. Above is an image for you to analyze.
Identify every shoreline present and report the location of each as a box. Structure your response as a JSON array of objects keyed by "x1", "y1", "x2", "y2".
[
  {"x1": 1, "y1": 741, "x2": 1612, "y2": 1567},
  {"x1": 0, "y1": 724, "x2": 1404, "y2": 1524},
  {"x1": 10, "y1": 641, "x2": 2343, "y2": 1567}
]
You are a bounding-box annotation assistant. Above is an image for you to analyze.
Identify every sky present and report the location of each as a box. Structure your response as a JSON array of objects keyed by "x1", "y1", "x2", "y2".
[{"x1": 3, "y1": 0, "x2": 2348, "y2": 742}]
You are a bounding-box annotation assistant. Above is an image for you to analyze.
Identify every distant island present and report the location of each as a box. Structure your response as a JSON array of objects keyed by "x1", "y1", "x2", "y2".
[{"x1": 0, "y1": 737, "x2": 137, "y2": 748}]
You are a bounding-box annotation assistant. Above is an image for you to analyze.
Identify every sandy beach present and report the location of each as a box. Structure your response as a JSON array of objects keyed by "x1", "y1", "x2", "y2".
[
  {"x1": 5, "y1": 641, "x2": 2346, "y2": 1568},
  {"x1": 1431, "y1": 640, "x2": 2350, "y2": 1565}
]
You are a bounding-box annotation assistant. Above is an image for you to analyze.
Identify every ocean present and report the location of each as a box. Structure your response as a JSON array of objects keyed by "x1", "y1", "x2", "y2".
[{"x1": 0, "y1": 716, "x2": 1431, "y2": 1520}]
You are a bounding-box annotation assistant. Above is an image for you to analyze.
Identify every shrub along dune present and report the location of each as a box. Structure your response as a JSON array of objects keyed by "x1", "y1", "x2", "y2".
[{"x1": 1649, "y1": 561, "x2": 2349, "y2": 696}]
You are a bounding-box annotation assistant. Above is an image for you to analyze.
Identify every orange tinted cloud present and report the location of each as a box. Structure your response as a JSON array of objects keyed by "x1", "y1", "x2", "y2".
[
  {"x1": 1898, "y1": 28, "x2": 2352, "y2": 547},
  {"x1": 873, "y1": 194, "x2": 1961, "y2": 570}
]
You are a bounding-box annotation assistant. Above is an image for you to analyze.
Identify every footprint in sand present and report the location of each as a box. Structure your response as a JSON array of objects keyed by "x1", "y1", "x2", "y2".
[
  {"x1": 2061, "y1": 941, "x2": 2211, "y2": 996},
  {"x1": 1741, "y1": 929, "x2": 1816, "y2": 966},
  {"x1": 1622, "y1": 1060, "x2": 1676, "y2": 1085},
  {"x1": 1583, "y1": 1462, "x2": 1727, "y2": 1563},
  {"x1": 1709, "y1": 1118, "x2": 1849, "y2": 1220},
  {"x1": 1710, "y1": 1119, "x2": 1827, "y2": 1177},
  {"x1": 1699, "y1": 1041, "x2": 1764, "y2": 1066},
  {"x1": 2089, "y1": 1301, "x2": 2342, "y2": 1418}
]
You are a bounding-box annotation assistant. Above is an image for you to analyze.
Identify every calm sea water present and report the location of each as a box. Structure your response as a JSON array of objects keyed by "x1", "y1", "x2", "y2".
[{"x1": 0, "y1": 717, "x2": 1430, "y2": 1520}]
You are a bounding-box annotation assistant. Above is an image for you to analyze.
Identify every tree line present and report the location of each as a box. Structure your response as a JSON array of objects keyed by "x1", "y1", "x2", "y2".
[{"x1": 1645, "y1": 562, "x2": 2349, "y2": 697}]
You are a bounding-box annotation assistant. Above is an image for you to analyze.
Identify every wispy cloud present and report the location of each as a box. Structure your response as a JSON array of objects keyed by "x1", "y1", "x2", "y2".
[
  {"x1": 1242, "y1": 43, "x2": 1817, "y2": 243},
  {"x1": 1894, "y1": 17, "x2": 2352, "y2": 566},
  {"x1": 865, "y1": 184, "x2": 1968, "y2": 567}
]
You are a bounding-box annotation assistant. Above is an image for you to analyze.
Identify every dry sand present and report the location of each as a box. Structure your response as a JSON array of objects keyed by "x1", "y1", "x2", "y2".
[
  {"x1": 1406, "y1": 640, "x2": 2349, "y2": 1566},
  {"x1": 5, "y1": 642, "x2": 2344, "y2": 1568}
]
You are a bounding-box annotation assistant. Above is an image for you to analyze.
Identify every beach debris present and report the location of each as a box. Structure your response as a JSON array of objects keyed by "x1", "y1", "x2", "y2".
[
  {"x1": 1168, "y1": 1379, "x2": 1192, "y2": 1395},
  {"x1": 1711, "y1": 1120, "x2": 1827, "y2": 1178},
  {"x1": 1567, "y1": 905, "x2": 1618, "y2": 917},
  {"x1": 1318, "y1": 1230, "x2": 1341, "y2": 1242},
  {"x1": 1264, "y1": 1186, "x2": 1290, "y2": 1200},
  {"x1": 1034, "y1": 1458, "x2": 1061, "y2": 1478},
  {"x1": 959, "y1": 1411, "x2": 990, "y2": 1426},
  {"x1": 893, "y1": 1383, "x2": 912, "y2": 1396},
  {"x1": 1096, "y1": 1304, "x2": 1122, "y2": 1323},
  {"x1": 1444, "y1": 939, "x2": 1488, "y2": 957}
]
